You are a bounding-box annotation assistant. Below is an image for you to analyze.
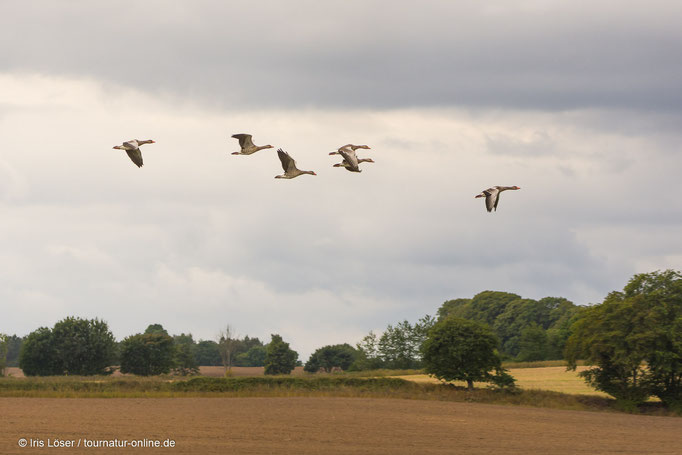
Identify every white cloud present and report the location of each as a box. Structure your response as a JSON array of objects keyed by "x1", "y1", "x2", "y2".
[{"x1": 1, "y1": 71, "x2": 681, "y2": 359}]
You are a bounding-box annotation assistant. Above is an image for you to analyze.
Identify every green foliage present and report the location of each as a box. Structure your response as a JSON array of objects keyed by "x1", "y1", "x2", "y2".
[
  {"x1": 351, "y1": 331, "x2": 384, "y2": 371},
  {"x1": 566, "y1": 270, "x2": 682, "y2": 410},
  {"x1": 421, "y1": 317, "x2": 515, "y2": 390},
  {"x1": 51, "y1": 317, "x2": 116, "y2": 375},
  {"x1": 0, "y1": 334, "x2": 7, "y2": 376},
  {"x1": 3, "y1": 335, "x2": 22, "y2": 367},
  {"x1": 353, "y1": 315, "x2": 436, "y2": 371},
  {"x1": 144, "y1": 324, "x2": 169, "y2": 336},
  {"x1": 235, "y1": 345, "x2": 267, "y2": 367},
  {"x1": 120, "y1": 333, "x2": 176, "y2": 376},
  {"x1": 304, "y1": 344, "x2": 358, "y2": 373},
  {"x1": 195, "y1": 340, "x2": 222, "y2": 366},
  {"x1": 19, "y1": 318, "x2": 116, "y2": 376},
  {"x1": 173, "y1": 333, "x2": 199, "y2": 376},
  {"x1": 517, "y1": 324, "x2": 548, "y2": 361},
  {"x1": 438, "y1": 291, "x2": 580, "y2": 360},
  {"x1": 232, "y1": 336, "x2": 265, "y2": 366},
  {"x1": 264, "y1": 334, "x2": 298, "y2": 375},
  {"x1": 19, "y1": 327, "x2": 60, "y2": 376}
]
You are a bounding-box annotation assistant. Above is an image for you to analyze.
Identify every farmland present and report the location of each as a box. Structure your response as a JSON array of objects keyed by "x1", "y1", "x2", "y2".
[
  {"x1": 2, "y1": 397, "x2": 681, "y2": 454},
  {"x1": 2, "y1": 365, "x2": 681, "y2": 454}
]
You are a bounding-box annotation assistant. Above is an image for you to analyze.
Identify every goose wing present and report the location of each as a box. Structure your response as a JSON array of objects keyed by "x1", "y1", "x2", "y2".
[
  {"x1": 232, "y1": 134, "x2": 255, "y2": 149},
  {"x1": 484, "y1": 188, "x2": 499, "y2": 212},
  {"x1": 277, "y1": 149, "x2": 297, "y2": 173},
  {"x1": 338, "y1": 147, "x2": 359, "y2": 169},
  {"x1": 126, "y1": 148, "x2": 143, "y2": 167},
  {"x1": 122, "y1": 140, "x2": 138, "y2": 150}
]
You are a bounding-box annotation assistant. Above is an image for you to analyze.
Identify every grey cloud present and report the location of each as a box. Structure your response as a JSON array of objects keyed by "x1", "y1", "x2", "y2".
[{"x1": 2, "y1": 1, "x2": 682, "y2": 111}]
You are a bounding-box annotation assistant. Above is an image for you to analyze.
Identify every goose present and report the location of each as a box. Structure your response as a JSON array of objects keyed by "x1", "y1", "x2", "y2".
[
  {"x1": 231, "y1": 134, "x2": 273, "y2": 155},
  {"x1": 475, "y1": 186, "x2": 521, "y2": 212},
  {"x1": 275, "y1": 149, "x2": 316, "y2": 179},
  {"x1": 329, "y1": 144, "x2": 371, "y2": 156},
  {"x1": 112, "y1": 139, "x2": 155, "y2": 168},
  {"x1": 333, "y1": 157, "x2": 375, "y2": 171}
]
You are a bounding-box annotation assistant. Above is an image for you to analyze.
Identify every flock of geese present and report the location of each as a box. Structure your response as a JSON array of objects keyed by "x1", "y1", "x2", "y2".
[{"x1": 112, "y1": 134, "x2": 520, "y2": 212}]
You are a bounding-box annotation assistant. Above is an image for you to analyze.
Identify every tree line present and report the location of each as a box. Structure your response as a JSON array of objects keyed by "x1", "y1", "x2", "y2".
[{"x1": 2, "y1": 270, "x2": 680, "y2": 411}]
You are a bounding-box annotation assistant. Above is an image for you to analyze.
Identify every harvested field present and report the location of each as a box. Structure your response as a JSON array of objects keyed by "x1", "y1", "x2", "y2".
[
  {"x1": 397, "y1": 366, "x2": 609, "y2": 396},
  {"x1": 1, "y1": 397, "x2": 680, "y2": 454}
]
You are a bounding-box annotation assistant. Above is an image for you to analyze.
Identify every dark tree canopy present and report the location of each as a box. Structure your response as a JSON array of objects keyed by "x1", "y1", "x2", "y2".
[
  {"x1": 195, "y1": 340, "x2": 222, "y2": 366},
  {"x1": 144, "y1": 324, "x2": 169, "y2": 336},
  {"x1": 173, "y1": 333, "x2": 199, "y2": 376},
  {"x1": 421, "y1": 317, "x2": 515, "y2": 390},
  {"x1": 19, "y1": 317, "x2": 116, "y2": 376},
  {"x1": 438, "y1": 291, "x2": 579, "y2": 360},
  {"x1": 566, "y1": 270, "x2": 682, "y2": 410},
  {"x1": 120, "y1": 332, "x2": 176, "y2": 376},
  {"x1": 264, "y1": 334, "x2": 298, "y2": 375},
  {"x1": 304, "y1": 344, "x2": 358, "y2": 373}
]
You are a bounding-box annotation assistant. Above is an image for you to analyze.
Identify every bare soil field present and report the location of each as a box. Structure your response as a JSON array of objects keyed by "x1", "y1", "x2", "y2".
[{"x1": 2, "y1": 397, "x2": 680, "y2": 455}]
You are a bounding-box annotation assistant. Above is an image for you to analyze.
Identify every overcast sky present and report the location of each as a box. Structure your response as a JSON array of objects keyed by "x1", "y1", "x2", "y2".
[{"x1": 2, "y1": 1, "x2": 681, "y2": 359}]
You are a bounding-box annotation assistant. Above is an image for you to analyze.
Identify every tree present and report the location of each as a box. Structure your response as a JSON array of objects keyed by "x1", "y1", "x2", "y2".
[
  {"x1": 218, "y1": 325, "x2": 239, "y2": 376},
  {"x1": 235, "y1": 345, "x2": 267, "y2": 367},
  {"x1": 19, "y1": 327, "x2": 60, "y2": 376},
  {"x1": 120, "y1": 333, "x2": 176, "y2": 376},
  {"x1": 18, "y1": 318, "x2": 116, "y2": 376},
  {"x1": 517, "y1": 324, "x2": 548, "y2": 361},
  {"x1": 421, "y1": 317, "x2": 515, "y2": 390},
  {"x1": 173, "y1": 333, "x2": 199, "y2": 376},
  {"x1": 304, "y1": 344, "x2": 358, "y2": 373},
  {"x1": 4, "y1": 335, "x2": 23, "y2": 367},
  {"x1": 195, "y1": 340, "x2": 222, "y2": 366},
  {"x1": 352, "y1": 331, "x2": 384, "y2": 370},
  {"x1": 144, "y1": 324, "x2": 169, "y2": 336},
  {"x1": 0, "y1": 334, "x2": 7, "y2": 376},
  {"x1": 566, "y1": 270, "x2": 682, "y2": 410},
  {"x1": 51, "y1": 317, "x2": 116, "y2": 375},
  {"x1": 264, "y1": 334, "x2": 298, "y2": 375}
]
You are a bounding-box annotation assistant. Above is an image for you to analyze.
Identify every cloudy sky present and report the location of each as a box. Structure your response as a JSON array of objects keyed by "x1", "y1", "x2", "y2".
[{"x1": 2, "y1": 1, "x2": 681, "y2": 359}]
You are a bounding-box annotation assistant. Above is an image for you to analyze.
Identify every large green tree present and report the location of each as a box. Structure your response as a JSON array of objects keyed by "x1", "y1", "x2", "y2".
[
  {"x1": 438, "y1": 291, "x2": 579, "y2": 360},
  {"x1": 421, "y1": 317, "x2": 515, "y2": 390},
  {"x1": 173, "y1": 333, "x2": 199, "y2": 376},
  {"x1": 264, "y1": 334, "x2": 298, "y2": 375},
  {"x1": 19, "y1": 318, "x2": 116, "y2": 376},
  {"x1": 566, "y1": 270, "x2": 682, "y2": 410},
  {"x1": 51, "y1": 317, "x2": 117, "y2": 375},
  {"x1": 304, "y1": 344, "x2": 358, "y2": 373},
  {"x1": 0, "y1": 334, "x2": 8, "y2": 376},
  {"x1": 120, "y1": 333, "x2": 176, "y2": 376},
  {"x1": 195, "y1": 340, "x2": 222, "y2": 366},
  {"x1": 19, "y1": 327, "x2": 60, "y2": 376}
]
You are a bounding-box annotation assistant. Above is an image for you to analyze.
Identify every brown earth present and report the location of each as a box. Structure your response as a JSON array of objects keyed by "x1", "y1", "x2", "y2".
[{"x1": 1, "y1": 397, "x2": 680, "y2": 454}]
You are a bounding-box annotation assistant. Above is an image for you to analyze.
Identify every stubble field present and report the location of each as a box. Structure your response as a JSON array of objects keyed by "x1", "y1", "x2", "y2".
[{"x1": 2, "y1": 397, "x2": 682, "y2": 454}]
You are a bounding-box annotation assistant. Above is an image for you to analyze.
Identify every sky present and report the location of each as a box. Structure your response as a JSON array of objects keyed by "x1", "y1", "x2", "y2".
[{"x1": 2, "y1": 1, "x2": 682, "y2": 359}]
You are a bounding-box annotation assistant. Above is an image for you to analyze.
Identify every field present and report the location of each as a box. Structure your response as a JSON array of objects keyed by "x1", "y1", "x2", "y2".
[
  {"x1": 2, "y1": 365, "x2": 680, "y2": 454},
  {"x1": 2, "y1": 397, "x2": 681, "y2": 454}
]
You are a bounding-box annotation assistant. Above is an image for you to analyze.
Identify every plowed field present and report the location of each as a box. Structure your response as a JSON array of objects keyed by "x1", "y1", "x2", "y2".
[{"x1": 2, "y1": 397, "x2": 680, "y2": 454}]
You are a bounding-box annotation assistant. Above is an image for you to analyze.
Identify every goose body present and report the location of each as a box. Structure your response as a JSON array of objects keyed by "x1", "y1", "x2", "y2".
[
  {"x1": 475, "y1": 186, "x2": 521, "y2": 212},
  {"x1": 112, "y1": 139, "x2": 155, "y2": 168},
  {"x1": 333, "y1": 157, "x2": 375, "y2": 171},
  {"x1": 275, "y1": 148, "x2": 316, "y2": 179},
  {"x1": 329, "y1": 144, "x2": 372, "y2": 172},
  {"x1": 329, "y1": 144, "x2": 371, "y2": 156},
  {"x1": 231, "y1": 134, "x2": 273, "y2": 155}
]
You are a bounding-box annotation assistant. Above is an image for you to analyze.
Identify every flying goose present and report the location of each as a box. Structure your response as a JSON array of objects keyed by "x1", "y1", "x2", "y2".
[
  {"x1": 333, "y1": 157, "x2": 375, "y2": 171},
  {"x1": 231, "y1": 134, "x2": 273, "y2": 155},
  {"x1": 112, "y1": 139, "x2": 155, "y2": 168},
  {"x1": 275, "y1": 149, "x2": 316, "y2": 179},
  {"x1": 329, "y1": 144, "x2": 371, "y2": 156},
  {"x1": 475, "y1": 186, "x2": 521, "y2": 212}
]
